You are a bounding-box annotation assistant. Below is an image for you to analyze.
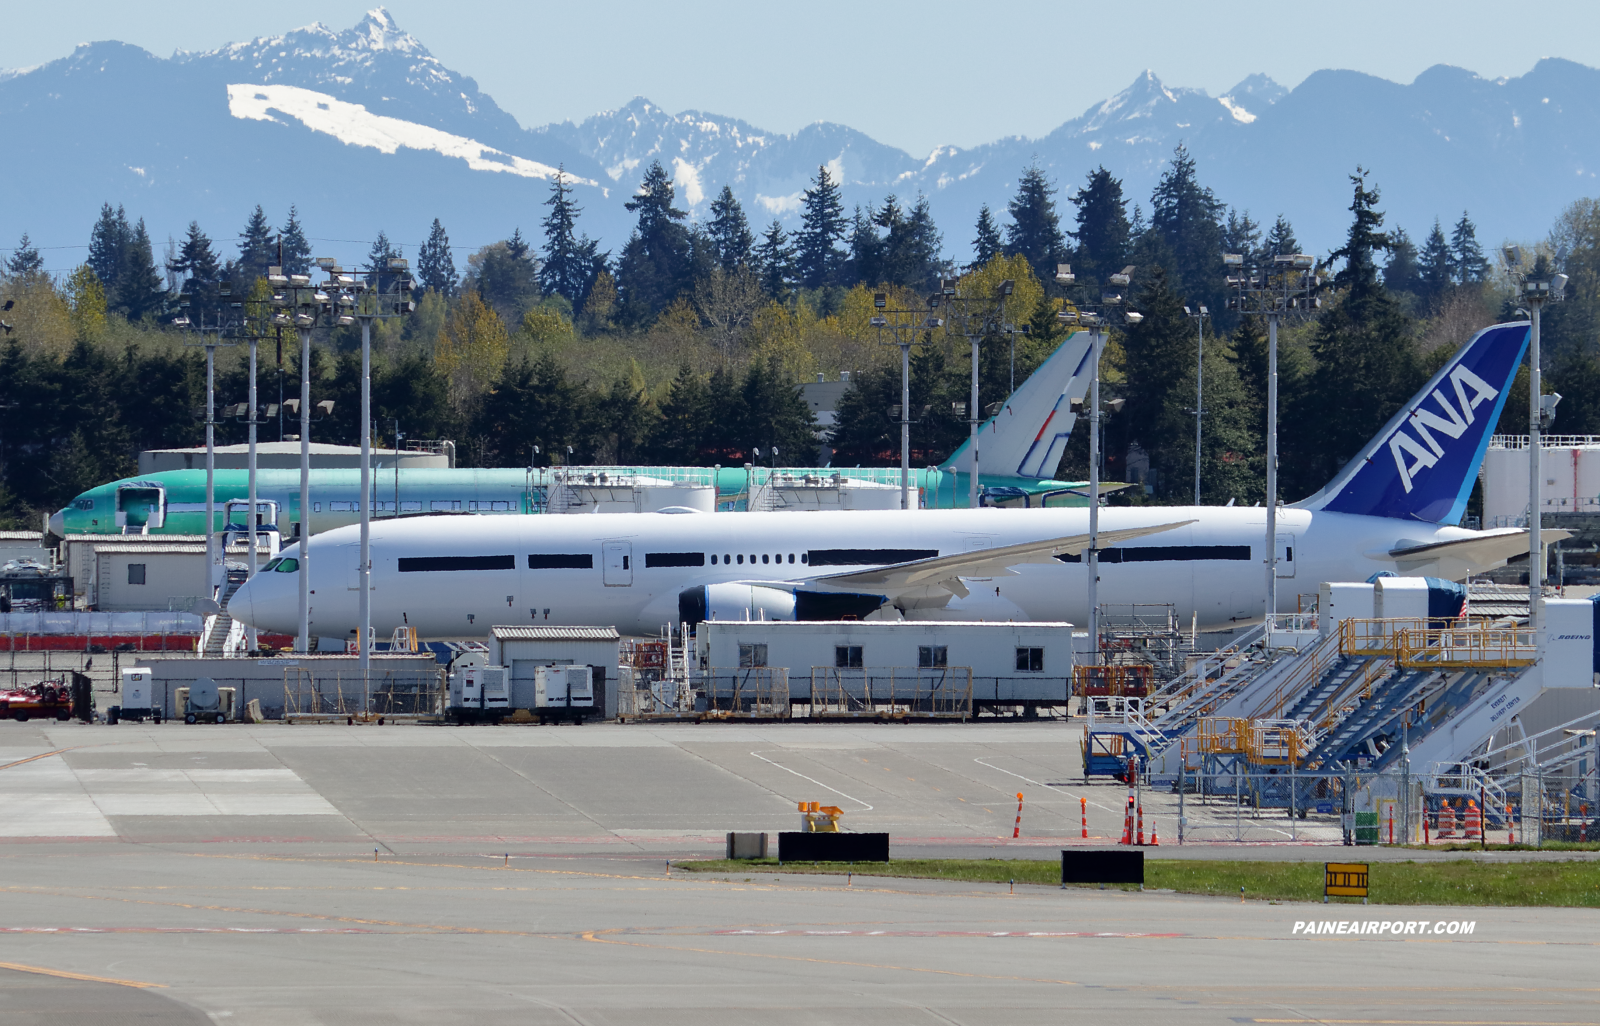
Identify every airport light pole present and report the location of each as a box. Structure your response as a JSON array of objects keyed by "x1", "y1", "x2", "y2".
[
  {"x1": 1184, "y1": 304, "x2": 1209, "y2": 505},
  {"x1": 1225, "y1": 253, "x2": 1321, "y2": 626},
  {"x1": 1055, "y1": 265, "x2": 1141, "y2": 665},
  {"x1": 1504, "y1": 247, "x2": 1568, "y2": 631},
  {"x1": 174, "y1": 298, "x2": 241, "y2": 607},
  {"x1": 870, "y1": 292, "x2": 944, "y2": 509},
  {"x1": 938, "y1": 278, "x2": 1017, "y2": 507}
]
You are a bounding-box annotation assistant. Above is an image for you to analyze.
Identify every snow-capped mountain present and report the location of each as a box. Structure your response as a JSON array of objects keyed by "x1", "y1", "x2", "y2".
[{"x1": 2, "y1": 8, "x2": 1599, "y2": 276}]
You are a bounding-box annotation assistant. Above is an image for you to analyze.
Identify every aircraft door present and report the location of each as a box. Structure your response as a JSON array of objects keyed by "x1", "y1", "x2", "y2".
[
  {"x1": 1276, "y1": 535, "x2": 1296, "y2": 578},
  {"x1": 115, "y1": 485, "x2": 165, "y2": 532},
  {"x1": 602, "y1": 541, "x2": 633, "y2": 587}
]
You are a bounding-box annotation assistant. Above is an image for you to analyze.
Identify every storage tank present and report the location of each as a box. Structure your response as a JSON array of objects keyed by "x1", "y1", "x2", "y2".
[{"x1": 1481, "y1": 435, "x2": 1600, "y2": 527}]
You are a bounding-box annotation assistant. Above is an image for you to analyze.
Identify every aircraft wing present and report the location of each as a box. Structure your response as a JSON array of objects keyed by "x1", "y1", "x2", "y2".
[
  {"x1": 805, "y1": 521, "x2": 1195, "y2": 600},
  {"x1": 1382, "y1": 528, "x2": 1572, "y2": 577}
]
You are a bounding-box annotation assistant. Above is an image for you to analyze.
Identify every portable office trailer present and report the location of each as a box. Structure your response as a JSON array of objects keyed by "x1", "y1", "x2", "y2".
[
  {"x1": 698, "y1": 620, "x2": 1073, "y2": 716},
  {"x1": 486, "y1": 625, "x2": 620, "y2": 721}
]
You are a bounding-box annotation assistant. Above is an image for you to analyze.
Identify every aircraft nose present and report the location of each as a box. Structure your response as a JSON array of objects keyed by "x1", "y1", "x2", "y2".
[
  {"x1": 47, "y1": 509, "x2": 65, "y2": 537},
  {"x1": 226, "y1": 575, "x2": 257, "y2": 627}
]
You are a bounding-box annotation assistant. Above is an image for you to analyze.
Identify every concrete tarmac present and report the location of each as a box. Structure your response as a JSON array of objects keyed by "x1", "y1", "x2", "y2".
[{"x1": 0, "y1": 720, "x2": 1594, "y2": 1024}]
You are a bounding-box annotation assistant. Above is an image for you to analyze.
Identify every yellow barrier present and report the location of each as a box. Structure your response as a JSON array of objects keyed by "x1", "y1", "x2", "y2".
[
  {"x1": 1196, "y1": 716, "x2": 1248, "y2": 754},
  {"x1": 1396, "y1": 627, "x2": 1537, "y2": 669},
  {"x1": 1338, "y1": 618, "x2": 1427, "y2": 658}
]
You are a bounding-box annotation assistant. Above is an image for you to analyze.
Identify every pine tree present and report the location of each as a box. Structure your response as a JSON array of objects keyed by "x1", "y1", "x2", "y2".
[
  {"x1": 237, "y1": 205, "x2": 275, "y2": 285},
  {"x1": 87, "y1": 204, "x2": 131, "y2": 298},
  {"x1": 6, "y1": 233, "x2": 43, "y2": 278},
  {"x1": 1069, "y1": 167, "x2": 1130, "y2": 281},
  {"x1": 753, "y1": 220, "x2": 796, "y2": 297},
  {"x1": 1295, "y1": 169, "x2": 1417, "y2": 494},
  {"x1": 706, "y1": 185, "x2": 754, "y2": 271},
  {"x1": 971, "y1": 204, "x2": 1002, "y2": 270},
  {"x1": 845, "y1": 206, "x2": 879, "y2": 287},
  {"x1": 868, "y1": 194, "x2": 941, "y2": 289},
  {"x1": 116, "y1": 219, "x2": 165, "y2": 321},
  {"x1": 417, "y1": 218, "x2": 458, "y2": 296},
  {"x1": 1264, "y1": 215, "x2": 1300, "y2": 258},
  {"x1": 1222, "y1": 208, "x2": 1262, "y2": 266},
  {"x1": 616, "y1": 161, "x2": 696, "y2": 322},
  {"x1": 471, "y1": 231, "x2": 540, "y2": 322},
  {"x1": 795, "y1": 164, "x2": 847, "y2": 289},
  {"x1": 649, "y1": 363, "x2": 712, "y2": 461},
  {"x1": 1149, "y1": 144, "x2": 1225, "y2": 305},
  {"x1": 169, "y1": 221, "x2": 220, "y2": 284},
  {"x1": 539, "y1": 168, "x2": 591, "y2": 303},
  {"x1": 1450, "y1": 211, "x2": 1488, "y2": 284},
  {"x1": 1004, "y1": 162, "x2": 1068, "y2": 276},
  {"x1": 1418, "y1": 219, "x2": 1452, "y2": 307},
  {"x1": 280, "y1": 207, "x2": 312, "y2": 276},
  {"x1": 1383, "y1": 227, "x2": 1421, "y2": 296}
]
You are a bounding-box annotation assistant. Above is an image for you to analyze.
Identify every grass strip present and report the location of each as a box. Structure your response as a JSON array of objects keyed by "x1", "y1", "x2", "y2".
[{"x1": 676, "y1": 857, "x2": 1600, "y2": 907}]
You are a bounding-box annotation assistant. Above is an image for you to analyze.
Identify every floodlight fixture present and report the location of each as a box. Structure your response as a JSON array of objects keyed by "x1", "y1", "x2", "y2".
[
  {"x1": 1055, "y1": 264, "x2": 1075, "y2": 284},
  {"x1": 1503, "y1": 245, "x2": 1522, "y2": 267},
  {"x1": 999, "y1": 279, "x2": 1015, "y2": 296},
  {"x1": 1223, "y1": 253, "x2": 1244, "y2": 267},
  {"x1": 1124, "y1": 311, "x2": 1144, "y2": 325},
  {"x1": 873, "y1": 292, "x2": 887, "y2": 309}
]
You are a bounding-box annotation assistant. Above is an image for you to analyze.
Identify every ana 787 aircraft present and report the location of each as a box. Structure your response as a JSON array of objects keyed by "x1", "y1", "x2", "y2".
[{"x1": 232, "y1": 322, "x2": 1545, "y2": 640}]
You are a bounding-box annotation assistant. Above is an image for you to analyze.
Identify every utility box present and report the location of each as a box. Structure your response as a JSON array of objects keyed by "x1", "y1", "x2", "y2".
[
  {"x1": 487, "y1": 626, "x2": 620, "y2": 721},
  {"x1": 1539, "y1": 599, "x2": 1594, "y2": 687},
  {"x1": 108, "y1": 667, "x2": 162, "y2": 725},
  {"x1": 448, "y1": 665, "x2": 510, "y2": 722},
  {"x1": 1319, "y1": 583, "x2": 1375, "y2": 638},
  {"x1": 1374, "y1": 576, "x2": 1431, "y2": 622}
]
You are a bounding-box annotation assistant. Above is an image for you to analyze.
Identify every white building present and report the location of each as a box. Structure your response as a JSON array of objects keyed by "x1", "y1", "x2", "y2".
[{"x1": 486, "y1": 625, "x2": 621, "y2": 718}]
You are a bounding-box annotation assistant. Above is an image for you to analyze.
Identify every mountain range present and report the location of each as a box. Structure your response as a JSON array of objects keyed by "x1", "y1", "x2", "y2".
[{"x1": 3, "y1": 8, "x2": 1598, "y2": 278}]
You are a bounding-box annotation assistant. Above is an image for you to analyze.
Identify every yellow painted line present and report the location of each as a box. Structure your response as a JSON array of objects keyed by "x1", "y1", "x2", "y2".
[
  {"x1": 0, "y1": 748, "x2": 79, "y2": 772},
  {"x1": 0, "y1": 960, "x2": 165, "y2": 989}
]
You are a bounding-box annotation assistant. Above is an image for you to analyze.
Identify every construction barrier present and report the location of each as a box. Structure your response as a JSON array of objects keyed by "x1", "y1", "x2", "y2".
[{"x1": 778, "y1": 832, "x2": 889, "y2": 862}]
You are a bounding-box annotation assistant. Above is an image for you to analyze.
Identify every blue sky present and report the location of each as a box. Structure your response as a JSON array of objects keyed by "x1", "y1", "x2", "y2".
[{"x1": 8, "y1": 1, "x2": 1600, "y2": 154}]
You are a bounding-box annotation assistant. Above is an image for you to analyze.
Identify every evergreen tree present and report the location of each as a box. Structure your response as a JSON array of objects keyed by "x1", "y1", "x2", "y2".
[
  {"x1": 1383, "y1": 227, "x2": 1421, "y2": 296},
  {"x1": 169, "y1": 221, "x2": 220, "y2": 284},
  {"x1": 1149, "y1": 144, "x2": 1225, "y2": 306},
  {"x1": 237, "y1": 205, "x2": 275, "y2": 285},
  {"x1": 1294, "y1": 169, "x2": 1418, "y2": 496},
  {"x1": 471, "y1": 231, "x2": 540, "y2": 322},
  {"x1": 795, "y1": 164, "x2": 847, "y2": 289},
  {"x1": 539, "y1": 168, "x2": 591, "y2": 303},
  {"x1": 868, "y1": 194, "x2": 941, "y2": 289},
  {"x1": 1222, "y1": 208, "x2": 1262, "y2": 265},
  {"x1": 6, "y1": 233, "x2": 44, "y2": 278},
  {"x1": 845, "y1": 206, "x2": 880, "y2": 287},
  {"x1": 116, "y1": 219, "x2": 165, "y2": 321},
  {"x1": 753, "y1": 220, "x2": 796, "y2": 297},
  {"x1": 648, "y1": 363, "x2": 712, "y2": 461},
  {"x1": 740, "y1": 357, "x2": 819, "y2": 464},
  {"x1": 1450, "y1": 211, "x2": 1488, "y2": 284},
  {"x1": 616, "y1": 161, "x2": 698, "y2": 322},
  {"x1": 87, "y1": 204, "x2": 131, "y2": 295},
  {"x1": 1264, "y1": 215, "x2": 1300, "y2": 258},
  {"x1": 1069, "y1": 167, "x2": 1130, "y2": 281},
  {"x1": 1005, "y1": 162, "x2": 1068, "y2": 275},
  {"x1": 706, "y1": 185, "x2": 754, "y2": 270},
  {"x1": 417, "y1": 218, "x2": 458, "y2": 296},
  {"x1": 280, "y1": 206, "x2": 312, "y2": 276},
  {"x1": 971, "y1": 204, "x2": 1002, "y2": 270},
  {"x1": 1417, "y1": 219, "x2": 1452, "y2": 307},
  {"x1": 1113, "y1": 264, "x2": 1202, "y2": 499}
]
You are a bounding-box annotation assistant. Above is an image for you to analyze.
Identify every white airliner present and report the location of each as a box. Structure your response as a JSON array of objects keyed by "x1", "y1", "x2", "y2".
[{"x1": 231, "y1": 322, "x2": 1548, "y2": 640}]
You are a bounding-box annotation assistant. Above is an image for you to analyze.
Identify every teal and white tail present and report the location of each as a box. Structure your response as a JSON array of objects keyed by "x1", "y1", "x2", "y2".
[{"x1": 940, "y1": 331, "x2": 1094, "y2": 479}]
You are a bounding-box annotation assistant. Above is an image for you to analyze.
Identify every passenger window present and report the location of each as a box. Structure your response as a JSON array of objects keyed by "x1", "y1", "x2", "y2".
[
  {"x1": 737, "y1": 554, "x2": 744, "y2": 564},
  {"x1": 800, "y1": 553, "x2": 807, "y2": 564},
  {"x1": 724, "y1": 554, "x2": 731, "y2": 564},
  {"x1": 762, "y1": 554, "x2": 769, "y2": 564},
  {"x1": 788, "y1": 553, "x2": 794, "y2": 563},
  {"x1": 711, "y1": 555, "x2": 718, "y2": 564}
]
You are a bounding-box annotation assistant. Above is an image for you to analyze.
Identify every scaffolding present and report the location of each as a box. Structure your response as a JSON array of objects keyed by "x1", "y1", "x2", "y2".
[
  {"x1": 282, "y1": 667, "x2": 444, "y2": 721},
  {"x1": 805, "y1": 666, "x2": 973, "y2": 720}
]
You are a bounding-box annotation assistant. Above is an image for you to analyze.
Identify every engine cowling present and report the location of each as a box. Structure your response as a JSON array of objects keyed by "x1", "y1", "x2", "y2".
[{"x1": 678, "y1": 585, "x2": 887, "y2": 625}]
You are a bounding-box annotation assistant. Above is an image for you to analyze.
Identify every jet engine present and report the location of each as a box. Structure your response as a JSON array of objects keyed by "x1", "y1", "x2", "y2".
[{"x1": 678, "y1": 585, "x2": 887, "y2": 625}]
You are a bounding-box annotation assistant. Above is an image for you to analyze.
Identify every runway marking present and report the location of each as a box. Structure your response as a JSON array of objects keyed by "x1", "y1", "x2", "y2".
[
  {"x1": 0, "y1": 748, "x2": 79, "y2": 772},
  {"x1": 0, "y1": 960, "x2": 166, "y2": 988},
  {"x1": 751, "y1": 751, "x2": 874, "y2": 810},
  {"x1": 713, "y1": 929, "x2": 1184, "y2": 938},
  {"x1": 0, "y1": 927, "x2": 375, "y2": 934},
  {"x1": 580, "y1": 928, "x2": 1080, "y2": 985}
]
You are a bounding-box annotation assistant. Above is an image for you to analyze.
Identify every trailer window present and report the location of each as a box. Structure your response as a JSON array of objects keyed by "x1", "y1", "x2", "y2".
[
  {"x1": 1016, "y1": 647, "x2": 1044, "y2": 672},
  {"x1": 835, "y1": 645, "x2": 863, "y2": 668},
  {"x1": 738, "y1": 643, "x2": 768, "y2": 668},
  {"x1": 919, "y1": 645, "x2": 947, "y2": 668},
  {"x1": 127, "y1": 563, "x2": 146, "y2": 586}
]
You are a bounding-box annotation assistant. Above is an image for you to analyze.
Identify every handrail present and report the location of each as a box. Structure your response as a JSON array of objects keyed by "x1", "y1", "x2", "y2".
[
  {"x1": 1252, "y1": 629, "x2": 1346, "y2": 722},
  {"x1": 1339, "y1": 618, "x2": 1427, "y2": 658},
  {"x1": 1396, "y1": 627, "x2": 1537, "y2": 669}
]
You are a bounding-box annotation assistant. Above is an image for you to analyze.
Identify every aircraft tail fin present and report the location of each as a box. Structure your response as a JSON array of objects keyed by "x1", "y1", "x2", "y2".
[
  {"x1": 1294, "y1": 321, "x2": 1529, "y2": 524},
  {"x1": 940, "y1": 331, "x2": 1094, "y2": 478}
]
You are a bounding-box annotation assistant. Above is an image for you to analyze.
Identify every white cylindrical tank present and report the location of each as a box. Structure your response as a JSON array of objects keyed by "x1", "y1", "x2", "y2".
[
  {"x1": 641, "y1": 484, "x2": 716, "y2": 512},
  {"x1": 1482, "y1": 436, "x2": 1600, "y2": 527}
]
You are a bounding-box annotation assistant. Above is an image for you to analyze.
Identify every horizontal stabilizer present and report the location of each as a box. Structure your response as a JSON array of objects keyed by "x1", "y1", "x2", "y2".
[{"x1": 1380, "y1": 528, "x2": 1571, "y2": 578}]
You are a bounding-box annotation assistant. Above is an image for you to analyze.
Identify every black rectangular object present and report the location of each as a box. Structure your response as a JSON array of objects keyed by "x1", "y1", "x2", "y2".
[
  {"x1": 645, "y1": 552, "x2": 705, "y2": 568},
  {"x1": 399, "y1": 554, "x2": 515, "y2": 573},
  {"x1": 1056, "y1": 545, "x2": 1250, "y2": 564},
  {"x1": 808, "y1": 548, "x2": 938, "y2": 567},
  {"x1": 1061, "y1": 849, "x2": 1144, "y2": 884},
  {"x1": 778, "y1": 832, "x2": 890, "y2": 862},
  {"x1": 527, "y1": 553, "x2": 594, "y2": 569}
]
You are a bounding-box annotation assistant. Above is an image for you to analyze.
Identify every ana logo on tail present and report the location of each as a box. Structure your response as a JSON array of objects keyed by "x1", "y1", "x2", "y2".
[{"x1": 1389, "y1": 364, "x2": 1500, "y2": 493}]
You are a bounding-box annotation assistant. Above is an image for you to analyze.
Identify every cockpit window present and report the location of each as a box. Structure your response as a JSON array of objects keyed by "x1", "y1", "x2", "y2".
[
  {"x1": 272, "y1": 558, "x2": 299, "y2": 573},
  {"x1": 73, "y1": 499, "x2": 95, "y2": 510},
  {"x1": 262, "y1": 558, "x2": 282, "y2": 572}
]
